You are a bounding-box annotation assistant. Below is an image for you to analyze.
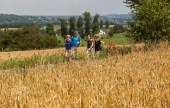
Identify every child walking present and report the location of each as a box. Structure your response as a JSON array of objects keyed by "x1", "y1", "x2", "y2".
[
  {"x1": 86, "y1": 35, "x2": 94, "y2": 60},
  {"x1": 65, "y1": 35, "x2": 73, "y2": 63},
  {"x1": 94, "y1": 34, "x2": 105, "y2": 59}
]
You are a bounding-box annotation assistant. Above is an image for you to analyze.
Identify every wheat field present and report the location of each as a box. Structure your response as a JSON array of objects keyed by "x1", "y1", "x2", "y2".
[
  {"x1": 0, "y1": 42, "x2": 169, "y2": 108},
  {"x1": 0, "y1": 47, "x2": 86, "y2": 61}
]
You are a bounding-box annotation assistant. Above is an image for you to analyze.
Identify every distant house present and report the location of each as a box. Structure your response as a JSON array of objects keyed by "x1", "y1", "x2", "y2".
[
  {"x1": 99, "y1": 30, "x2": 106, "y2": 35},
  {"x1": 99, "y1": 29, "x2": 110, "y2": 35}
]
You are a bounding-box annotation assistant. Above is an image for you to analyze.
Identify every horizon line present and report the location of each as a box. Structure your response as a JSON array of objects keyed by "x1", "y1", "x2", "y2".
[{"x1": 1, "y1": 13, "x2": 130, "y2": 16}]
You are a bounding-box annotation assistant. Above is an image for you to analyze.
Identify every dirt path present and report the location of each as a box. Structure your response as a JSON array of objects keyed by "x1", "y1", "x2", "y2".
[
  {"x1": 0, "y1": 44, "x2": 144, "y2": 61},
  {"x1": 0, "y1": 47, "x2": 86, "y2": 61}
]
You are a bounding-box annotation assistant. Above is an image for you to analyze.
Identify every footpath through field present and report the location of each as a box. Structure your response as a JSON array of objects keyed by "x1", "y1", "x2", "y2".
[{"x1": 0, "y1": 44, "x2": 144, "y2": 61}]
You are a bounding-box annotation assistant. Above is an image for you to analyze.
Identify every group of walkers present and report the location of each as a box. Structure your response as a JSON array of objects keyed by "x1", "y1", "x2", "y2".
[{"x1": 65, "y1": 31, "x2": 105, "y2": 62}]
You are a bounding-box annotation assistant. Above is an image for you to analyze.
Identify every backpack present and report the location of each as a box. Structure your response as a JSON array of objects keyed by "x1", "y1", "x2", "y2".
[
  {"x1": 93, "y1": 39, "x2": 96, "y2": 47},
  {"x1": 72, "y1": 36, "x2": 81, "y2": 45},
  {"x1": 66, "y1": 40, "x2": 72, "y2": 46},
  {"x1": 72, "y1": 36, "x2": 80, "y2": 41}
]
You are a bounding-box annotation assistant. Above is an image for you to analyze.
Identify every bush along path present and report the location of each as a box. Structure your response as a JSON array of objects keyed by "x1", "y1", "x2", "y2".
[
  {"x1": 0, "y1": 42, "x2": 158, "y2": 72},
  {"x1": 1, "y1": 37, "x2": 163, "y2": 71}
]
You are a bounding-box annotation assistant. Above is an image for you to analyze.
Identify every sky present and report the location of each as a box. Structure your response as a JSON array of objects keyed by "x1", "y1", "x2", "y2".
[{"x1": 0, "y1": 0, "x2": 130, "y2": 16}]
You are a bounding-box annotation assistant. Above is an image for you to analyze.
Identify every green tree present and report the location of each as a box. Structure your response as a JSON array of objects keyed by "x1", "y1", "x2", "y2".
[
  {"x1": 106, "y1": 20, "x2": 109, "y2": 29},
  {"x1": 109, "y1": 30, "x2": 114, "y2": 38},
  {"x1": 100, "y1": 20, "x2": 103, "y2": 29},
  {"x1": 46, "y1": 23, "x2": 56, "y2": 36},
  {"x1": 32, "y1": 25, "x2": 40, "y2": 31},
  {"x1": 124, "y1": 0, "x2": 142, "y2": 9},
  {"x1": 113, "y1": 24, "x2": 125, "y2": 33},
  {"x1": 124, "y1": 0, "x2": 170, "y2": 42},
  {"x1": 58, "y1": 18, "x2": 68, "y2": 42},
  {"x1": 0, "y1": 29, "x2": 3, "y2": 37},
  {"x1": 0, "y1": 27, "x2": 58, "y2": 51},
  {"x1": 69, "y1": 16, "x2": 76, "y2": 36},
  {"x1": 92, "y1": 14, "x2": 100, "y2": 35},
  {"x1": 83, "y1": 12, "x2": 92, "y2": 36},
  {"x1": 77, "y1": 16, "x2": 84, "y2": 37}
]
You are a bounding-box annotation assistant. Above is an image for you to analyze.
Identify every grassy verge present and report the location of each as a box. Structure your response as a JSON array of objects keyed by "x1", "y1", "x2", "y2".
[
  {"x1": 0, "y1": 46, "x2": 133, "y2": 70},
  {"x1": 58, "y1": 33, "x2": 130, "y2": 46}
]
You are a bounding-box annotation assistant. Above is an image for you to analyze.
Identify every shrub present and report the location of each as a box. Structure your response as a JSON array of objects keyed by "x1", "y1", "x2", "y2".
[{"x1": 0, "y1": 27, "x2": 58, "y2": 51}]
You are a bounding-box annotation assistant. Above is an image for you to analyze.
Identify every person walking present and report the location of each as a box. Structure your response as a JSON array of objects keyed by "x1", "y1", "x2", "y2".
[
  {"x1": 71, "y1": 31, "x2": 82, "y2": 60},
  {"x1": 65, "y1": 35, "x2": 73, "y2": 63},
  {"x1": 94, "y1": 34, "x2": 105, "y2": 59},
  {"x1": 86, "y1": 35, "x2": 94, "y2": 60}
]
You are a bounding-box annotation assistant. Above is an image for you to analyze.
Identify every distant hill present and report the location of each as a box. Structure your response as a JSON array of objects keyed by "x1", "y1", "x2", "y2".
[
  {"x1": 101, "y1": 14, "x2": 131, "y2": 19},
  {"x1": 0, "y1": 14, "x2": 54, "y2": 24},
  {"x1": 0, "y1": 14, "x2": 28, "y2": 24},
  {"x1": 0, "y1": 13, "x2": 131, "y2": 25}
]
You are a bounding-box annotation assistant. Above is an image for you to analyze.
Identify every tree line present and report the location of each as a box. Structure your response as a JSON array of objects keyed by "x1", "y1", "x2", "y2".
[
  {"x1": 0, "y1": 26, "x2": 58, "y2": 51},
  {"x1": 58, "y1": 12, "x2": 111, "y2": 39},
  {"x1": 57, "y1": 12, "x2": 128, "y2": 40},
  {"x1": 0, "y1": 21, "x2": 61, "y2": 29}
]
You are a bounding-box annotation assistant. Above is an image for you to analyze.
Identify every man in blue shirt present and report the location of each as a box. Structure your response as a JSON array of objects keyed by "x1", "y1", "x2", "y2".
[{"x1": 71, "y1": 31, "x2": 82, "y2": 59}]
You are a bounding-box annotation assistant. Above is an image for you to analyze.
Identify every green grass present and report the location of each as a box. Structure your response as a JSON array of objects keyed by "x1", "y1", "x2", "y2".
[
  {"x1": 41, "y1": 25, "x2": 128, "y2": 30},
  {"x1": 0, "y1": 46, "x2": 133, "y2": 70},
  {"x1": 41, "y1": 25, "x2": 70, "y2": 30},
  {"x1": 57, "y1": 36, "x2": 65, "y2": 43},
  {"x1": 100, "y1": 33, "x2": 130, "y2": 45},
  {"x1": 57, "y1": 33, "x2": 130, "y2": 46},
  {"x1": 0, "y1": 53, "x2": 65, "y2": 70}
]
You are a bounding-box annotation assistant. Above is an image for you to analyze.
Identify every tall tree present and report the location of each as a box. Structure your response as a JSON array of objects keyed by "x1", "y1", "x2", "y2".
[
  {"x1": 77, "y1": 16, "x2": 84, "y2": 37},
  {"x1": 113, "y1": 24, "x2": 125, "y2": 33},
  {"x1": 100, "y1": 20, "x2": 103, "y2": 29},
  {"x1": 124, "y1": 0, "x2": 170, "y2": 42},
  {"x1": 92, "y1": 14, "x2": 100, "y2": 35},
  {"x1": 58, "y1": 18, "x2": 67, "y2": 42},
  {"x1": 109, "y1": 30, "x2": 114, "y2": 38},
  {"x1": 32, "y1": 25, "x2": 40, "y2": 31},
  {"x1": 106, "y1": 20, "x2": 109, "y2": 29},
  {"x1": 46, "y1": 23, "x2": 55, "y2": 36},
  {"x1": 83, "y1": 12, "x2": 92, "y2": 36},
  {"x1": 68, "y1": 16, "x2": 76, "y2": 36},
  {"x1": 124, "y1": 0, "x2": 142, "y2": 9}
]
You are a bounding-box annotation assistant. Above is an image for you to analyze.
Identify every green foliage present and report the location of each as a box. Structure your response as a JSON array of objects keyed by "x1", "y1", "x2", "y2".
[
  {"x1": 69, "y1": 16, "x2": 77, "y2": 36},
  {"x1": 2, "y1": 22, "x2": 48, "y2": 29},
  {"x1": 57, "y1": 33, "x2": 130, "y2": 45},
  {"x1": 100, "y1": 20, "x2": 103, "y2": 29},
  {"x1": 125, "y1": 0, "x2": 170, "y2": 42},
  {"x1": 0, "y1": 14, "x2": 28, "y2": 24},
  {"x1": 58, "y1": 18, "x2": 68, "y2": 40},
  {"x1": 46, "y1": 23, "x2": 56, "y2": 36},
  {"x1": 0, "y1": 44, "x2": 134, "y2": 70},
  {"x1": 0, "y1": 29, "x2": 3, "y2": 37},
  {"x1": 56, "y1": 29, "x2": 61, "y2": 35},
  {"x1": 109, "y1": 30, "x2": 114, "y2": 37},
  {"x1": 113, "y1": 24, "x2": 125, "y2": 33},
  {"x1": 0, "y1": 14, "x2": 61, "y2": 28},
  {"x1": 92, "y1": 14, "x2": 100, "y2": 35},
  {"x1": 0, "y1": 27, "x2": 58, "y2": 51},
  {"x1": 124, "y1": 0, "x2": 142, "y2": 9},
  {"x1": 32, "y1": 25, "x2": 40, "y2": 31},
  {"x1": 106, "y1": 20, "x2": 109, "y2": 29},
  {"x1": 77, "y1": 16, "x2": 84, "y2": 37},
  {"x1": 83, "y1": 12, "x2": 92, "y2": 36}
]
